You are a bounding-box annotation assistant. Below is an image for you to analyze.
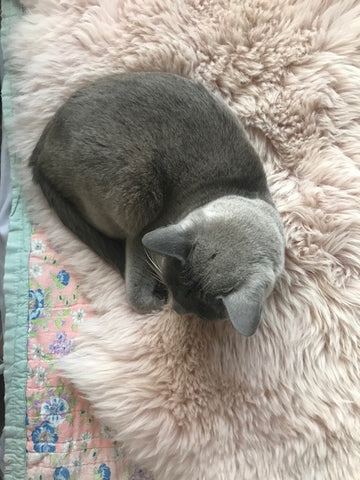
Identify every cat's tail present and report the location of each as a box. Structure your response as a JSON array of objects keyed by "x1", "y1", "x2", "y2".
[{"x1": 30, "y1": 163, "x2": 126, "y2": 276}]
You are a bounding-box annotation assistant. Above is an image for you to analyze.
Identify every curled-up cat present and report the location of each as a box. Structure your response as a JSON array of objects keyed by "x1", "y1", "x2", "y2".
[{"x1": 29, "y1": 72, "x2": 285, "y2": 336}]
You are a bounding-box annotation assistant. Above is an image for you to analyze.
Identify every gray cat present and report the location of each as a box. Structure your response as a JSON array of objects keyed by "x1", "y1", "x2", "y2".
[{"x1": 30, "y1": 72, "x2": 285, "y2": 336}]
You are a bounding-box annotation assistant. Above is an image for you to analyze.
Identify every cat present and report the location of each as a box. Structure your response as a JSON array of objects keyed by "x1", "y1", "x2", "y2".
[{"x1": 29, "y1": 72, "x2": 285, "y2": 336}]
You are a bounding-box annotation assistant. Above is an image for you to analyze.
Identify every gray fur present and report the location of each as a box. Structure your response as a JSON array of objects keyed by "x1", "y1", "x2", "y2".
[{"x1": 29, "y1": 72, "x2": 285, "y2": 336}]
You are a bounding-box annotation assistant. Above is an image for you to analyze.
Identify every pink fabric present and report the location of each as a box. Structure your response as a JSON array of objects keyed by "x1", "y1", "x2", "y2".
[{"x1": 26, "y1": 228, "x2": 150, "y2": 479}]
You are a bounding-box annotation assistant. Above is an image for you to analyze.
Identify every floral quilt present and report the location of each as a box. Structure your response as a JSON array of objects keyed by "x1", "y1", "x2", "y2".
[{"x1": 26, "y1": 227, "x2": 152, "y2": 480}]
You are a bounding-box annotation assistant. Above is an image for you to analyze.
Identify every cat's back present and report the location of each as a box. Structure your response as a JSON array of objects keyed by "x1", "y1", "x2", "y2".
[
  {"x1": 31, "y1": 73, "x2": 268, "y2": 231},
  {"x1": 32, "y1": 72, "x2": 253, "y2": 193},
  {"x1": 57, "y1": 72, "x2": 261, "y2": 187},
  {"x1": 38, "y1": 72, "x2": 242, "y2": 167},
  {"x1": 32, "y1": 73, "x2": 225, "y2": 173}
]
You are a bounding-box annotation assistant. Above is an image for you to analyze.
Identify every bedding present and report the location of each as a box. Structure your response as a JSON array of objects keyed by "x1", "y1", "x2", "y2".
[
  {"x1": 25, "y1": 228, "x2": 149, "y2": 479},
  {"x1": 2, "y1": 0, "x2": 360, "y2": 479},
  {"x1": 0, "y1": 132, "x2": 11, "y2": 338},
  {"x1": 1, "y1": 43, "x2": 12, "y2": 340}
]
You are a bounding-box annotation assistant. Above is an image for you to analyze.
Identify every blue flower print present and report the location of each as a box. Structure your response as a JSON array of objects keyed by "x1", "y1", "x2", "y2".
[
  {"x1": 29, "y1": 289, "x2": 45, "y2": 320},
  {"x1": 55, "y1": 332, "x2": 67, "y2": 343},
  {"x1": 98, "y1": 463, "x2": 111, "y2": 480},
  {"x1": 57, "y1": 270, "x2": 70, "y2": 286},
  {"x1": 49, "y1": 331, "x2": 73, "y2": 356},
  {"x1": 53, "y1": 466, "x2": 70, "y2": 480},
  {"x1": 31, "y1": 421, "x2": 58, "y2": 452},
  {"x1": 40, "y1": 396, "x2": 69, "y2": 427}
]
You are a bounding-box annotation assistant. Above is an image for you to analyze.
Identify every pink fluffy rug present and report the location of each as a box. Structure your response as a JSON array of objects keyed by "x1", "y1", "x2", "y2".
[{"x1": 7, "y1": 0, "x2": 360, "y2": 478}]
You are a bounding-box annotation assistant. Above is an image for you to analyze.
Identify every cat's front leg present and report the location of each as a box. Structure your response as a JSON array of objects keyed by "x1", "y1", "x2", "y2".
[{"x1": 125, "y1": 236, "x2": 168, "y2": 313}]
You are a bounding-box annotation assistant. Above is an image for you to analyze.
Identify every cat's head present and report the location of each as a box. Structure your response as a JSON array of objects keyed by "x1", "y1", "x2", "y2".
[{"x1": 142, "y1": 196, "x2": 285, "y2": 336}]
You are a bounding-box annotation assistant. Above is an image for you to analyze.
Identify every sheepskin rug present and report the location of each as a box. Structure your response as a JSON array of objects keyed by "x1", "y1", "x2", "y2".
[{"x1": 7, "y1": 0, "x2": 360, "y2": 478}]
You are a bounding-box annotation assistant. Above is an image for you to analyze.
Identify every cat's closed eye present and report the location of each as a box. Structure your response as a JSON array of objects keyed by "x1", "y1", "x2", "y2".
[{"x1": 216, "y1": 288, "x2": 234, "y2": 300}]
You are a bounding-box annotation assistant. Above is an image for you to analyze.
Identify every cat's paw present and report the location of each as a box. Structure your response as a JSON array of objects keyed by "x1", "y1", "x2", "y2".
[{"x1": 127, "y1": 281, "x2": 168, "y2": 314}]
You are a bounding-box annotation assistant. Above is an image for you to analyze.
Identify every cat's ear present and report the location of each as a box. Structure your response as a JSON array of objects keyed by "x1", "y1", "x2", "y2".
[
  {"x1": 222, "y1": 286, "x2": 264, "y2": 337},
  {"x1": 142, "y1": 225, "x2": 191, "y2": 264}
]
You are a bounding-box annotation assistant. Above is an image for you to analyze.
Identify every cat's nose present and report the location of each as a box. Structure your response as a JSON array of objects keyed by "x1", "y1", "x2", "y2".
[{"x1": 172, "y1": 301, "x2": 187, "y2": 315}]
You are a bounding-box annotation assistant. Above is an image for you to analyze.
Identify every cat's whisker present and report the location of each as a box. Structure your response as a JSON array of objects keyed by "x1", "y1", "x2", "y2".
[
  {"x1": 148, "y1": 269, "x2": 162, "y2": 283},
  {"x1": 145, "y1": 249, "x2": 164, "y2": 282}
]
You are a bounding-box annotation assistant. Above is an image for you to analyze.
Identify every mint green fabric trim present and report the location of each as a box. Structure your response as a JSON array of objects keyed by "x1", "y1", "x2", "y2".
[{"x1": 2, "y1": 1, "x2": 31, "y2": 479}]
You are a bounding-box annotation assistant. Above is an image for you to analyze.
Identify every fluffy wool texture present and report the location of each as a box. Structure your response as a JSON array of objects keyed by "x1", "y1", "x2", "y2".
[{"x1": 6, "y1": 0, "x2": 360, "y2": 478}]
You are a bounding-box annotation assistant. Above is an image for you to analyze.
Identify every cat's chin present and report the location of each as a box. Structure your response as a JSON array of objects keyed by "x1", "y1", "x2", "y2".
[
  {"x1": 197, "y1": 315, "x2": 227, "y2": 324},
  {"x1": 171, "y1": 301, "x2": 227, "y2": 323}
]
